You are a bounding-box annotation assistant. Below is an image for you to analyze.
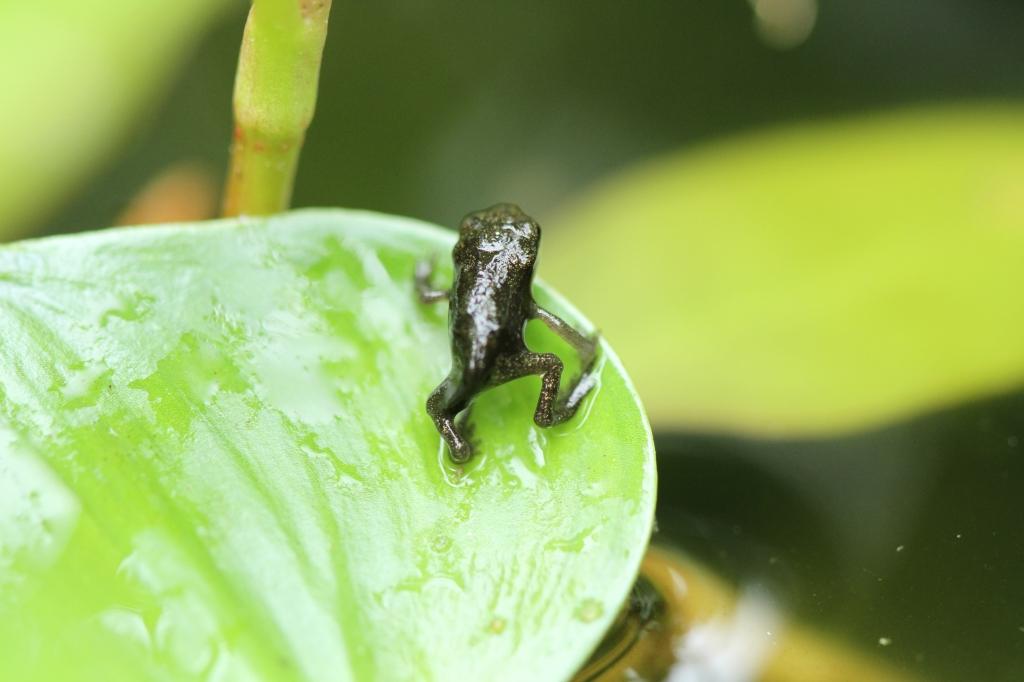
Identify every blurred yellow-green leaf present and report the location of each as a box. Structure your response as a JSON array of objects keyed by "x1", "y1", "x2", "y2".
[
  {"x1": 545, "y1": 106, "x2": 1024, "y2": 437},
  {"x1": 0, "y1": 0, "x2": 237, "y2": 239}
]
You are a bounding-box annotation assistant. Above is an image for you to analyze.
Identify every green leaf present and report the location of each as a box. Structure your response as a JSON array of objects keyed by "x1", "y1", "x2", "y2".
[
  {"x1": 0, "y1": 210, "x2": 654, "y2": 681},
  {"x1": 545, "y1": 106, "x2": 1024, "y2": 437},
  {"x1": 0, "y1": 0, "x2": 237, "y2": 238}
]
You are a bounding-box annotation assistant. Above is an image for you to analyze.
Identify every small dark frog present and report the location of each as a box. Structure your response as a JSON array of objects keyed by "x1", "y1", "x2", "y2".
[{"x1": 416, "y1": 203, "x2": 599, "y2": 463}]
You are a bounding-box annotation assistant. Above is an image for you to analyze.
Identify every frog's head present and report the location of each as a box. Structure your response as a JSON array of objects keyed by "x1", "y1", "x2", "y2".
[{"x1": 458, "y1": 203, "x2": 540, "y2": 256}]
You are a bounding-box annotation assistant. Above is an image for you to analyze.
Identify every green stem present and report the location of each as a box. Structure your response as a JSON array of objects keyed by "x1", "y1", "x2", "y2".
[{"x1": 222, "y1": 0, "x2": 332, "y2": 217}]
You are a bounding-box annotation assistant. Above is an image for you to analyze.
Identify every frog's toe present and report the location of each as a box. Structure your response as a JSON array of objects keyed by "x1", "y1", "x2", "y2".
[{"x1": 534, "y1": 411, "x2": 555, "y2": 428}]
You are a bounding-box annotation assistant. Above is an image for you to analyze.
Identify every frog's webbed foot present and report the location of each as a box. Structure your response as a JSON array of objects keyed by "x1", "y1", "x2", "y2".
[
  {"x1": 415, "y1": 257, "x2": 450, "y2": 304},
  {"x1": 427, "y1": 374, "x2": 475, "y2": 463}
]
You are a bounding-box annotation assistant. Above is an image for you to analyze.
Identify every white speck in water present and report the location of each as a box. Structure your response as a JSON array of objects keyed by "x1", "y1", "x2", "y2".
[
  {"x1": 896, "y1": 545, "x2": 905, "y2": 552},
  {"x1": 878, "y1": 637, "x2": 892, "y2": 647},
  {"x1": 955, "y1": 533, "x2": 963, "y2": 540}
]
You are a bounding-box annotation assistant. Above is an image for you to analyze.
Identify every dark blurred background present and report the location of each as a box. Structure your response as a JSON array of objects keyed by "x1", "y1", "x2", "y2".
[{"x1": 42, "y1": 0, "x2": 1024, "y2": 234}]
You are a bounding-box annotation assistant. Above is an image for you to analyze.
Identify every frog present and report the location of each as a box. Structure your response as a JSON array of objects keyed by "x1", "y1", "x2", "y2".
[{"x1": 416, "y1": 203, "x2": 600, "y2": 463}]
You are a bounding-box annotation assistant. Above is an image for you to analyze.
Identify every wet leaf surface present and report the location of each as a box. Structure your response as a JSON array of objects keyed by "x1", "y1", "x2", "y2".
[{"x1": 0, "y1": 210, "x2": 655, "y2": 681}]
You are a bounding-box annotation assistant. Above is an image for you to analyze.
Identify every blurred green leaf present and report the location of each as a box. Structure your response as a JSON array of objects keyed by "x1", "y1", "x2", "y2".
[
  {"x1": 0, "y1": 210, "x2": 654, "y2": 681},
  {"x1": 545, "y1": 106, "x2": 1024, "y2": 437},
  {"x1": 0, "y1": 0, "x2": 237, "y2": 239}
]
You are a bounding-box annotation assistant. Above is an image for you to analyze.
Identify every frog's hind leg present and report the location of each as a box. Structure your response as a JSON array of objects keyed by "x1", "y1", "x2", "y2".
[
  {"x1": 491, "y1": 351, "x2": 571, "y2": 428},
  {"x1": 531, "y1": 305, "x2": 600, "y2": 414},
  {"x1": 532, "y1": 306, "x2": 598, "y2": 365},
  {"x1": 426, "y1": 374, "x2": 477, "y2": 463}
]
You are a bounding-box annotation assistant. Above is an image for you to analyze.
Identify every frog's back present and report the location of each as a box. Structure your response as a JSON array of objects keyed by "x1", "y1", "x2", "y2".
[
  {"x1": 449, "y1": 248, "x2": 533, "y2": 379},
  {"x1": 446, "y1": 203, "x2": 541, "y2": 382}
]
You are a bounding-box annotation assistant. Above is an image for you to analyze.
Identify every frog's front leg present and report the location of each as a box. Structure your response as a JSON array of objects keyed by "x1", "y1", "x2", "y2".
[
  {"x1": 426, "y1": 373, "x2": 476, "y2": 463},
  {"x1": 415, "y1": 258, "x2": 449, "y2": 304}
]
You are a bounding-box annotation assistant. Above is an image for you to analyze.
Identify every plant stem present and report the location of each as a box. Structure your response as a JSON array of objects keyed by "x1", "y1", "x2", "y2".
[{"x1": 222, "y1": 0, "x2": 332, "y2": 217}]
